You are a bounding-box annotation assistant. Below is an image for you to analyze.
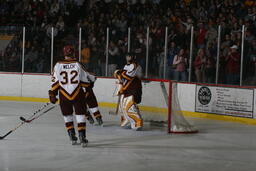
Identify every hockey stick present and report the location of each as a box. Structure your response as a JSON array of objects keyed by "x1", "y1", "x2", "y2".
[
  {"x1": 19, "y1": 105, "x2": 56, "y2": 123},
  {"x1": 0, "y1": 103, "x2": 53, "y2": 140},
  {"x1": 109, "y1": 95, "x2": 121, "y2": 115},
  {"x1": 0, "y1": 122, "x2": 24, "y2": 140}
]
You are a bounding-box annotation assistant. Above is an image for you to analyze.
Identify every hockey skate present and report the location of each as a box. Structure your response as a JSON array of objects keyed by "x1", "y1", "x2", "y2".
[
  {"x1": 79, "y1": 131, "x2": 88, "y2": 148},
  {"x1": 133, "y1": 126, "x2": 143, "y2": 131},
  {"x1": 96, "y1": 116, "x2": 103, "y2": 126},
  {"x1": 68, "y1": 129, "x2": 78, "y2": 145},
  {"x1": 86, "y1": 112, "x2": 95, "y2": 125}
]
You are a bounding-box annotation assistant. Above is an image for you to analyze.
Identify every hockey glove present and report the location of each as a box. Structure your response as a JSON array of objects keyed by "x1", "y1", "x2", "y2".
[
  {"x1": 114, "y1": 69, "x2": 122, "y2": 79},
  {"x1": 49, "y1": 96, "x2": 58, "y2": 104},
  {"x1": 49, "y1": 90, "x2": 58, "y2": 104},
  {"x1": 88, "y1": 82, "x2": 94, "y2": 88}
]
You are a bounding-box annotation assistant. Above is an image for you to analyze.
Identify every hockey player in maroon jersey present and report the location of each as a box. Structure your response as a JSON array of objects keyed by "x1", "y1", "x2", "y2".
[
  {"x1": 49, "y1": 45, "x2": 95, "y2": 147},
  {"x1": 84, "y1": 84, "x2": 104, "y2": 126},
  {"x1": 78, "y1": 59, "x2": 103, "y2": 126},
  {"x1": 114, "y1": 53, "x2": 143, "y2": 131}
]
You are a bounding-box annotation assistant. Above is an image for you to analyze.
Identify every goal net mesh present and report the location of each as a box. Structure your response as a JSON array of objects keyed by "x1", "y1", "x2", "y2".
[
  {"x1": 140, "y1": 80, "x2": 197, "y2": 133},
  {"x1": 170, "y1": 82, "x2": 198, "y2": 133}
]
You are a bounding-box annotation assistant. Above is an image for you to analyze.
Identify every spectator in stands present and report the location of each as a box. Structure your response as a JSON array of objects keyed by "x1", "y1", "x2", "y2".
[
  {"x1": 25, "y1": 46, "x2": 38, "y2": 72},
  {"x1": 247, "y1": 40, "x2": 256, "y2": 84},
  {"x1": 245, "y1": 30, "x2": 255, "y2": 43},
  {"x1": 252, "y1": 55, "x2": 256, "y2": 83},
  {"x1": 8, "y1": 52, "x2": 20, "y2": 72},
  {"x1": 50, "y1": 0, "x2": 60, "y2": 16},
  {"x1": 225, "y1": 45, "x2": 240, "y2": 85},
  {"x1": 196, "y1": 22, "x2": 207, "y2": 49},
  {"x1": 167, "y1": 41, "x2": 179, "y2": 79},
  {"x1": 133, "y1": 33, "x2": 146, "y2": 69},
  {"x1": 56, "y1": 16, "x2": 65, "y2": 34},
  {"x1": 90, "y1": 40, "x2": 103, "y2": 75},
  {"x1": 194, "y1": 48, "x2": 206, "y2": 83},
  {"x1": 81, "y1": 42, "x2": 91, "y2": 65},
  {"x1": 157, "y1": 47, "x2": 165, "y2": 78},
  {"x1": 36, "y1": 47, "x2": 49, "y2": 73},
  {"x1": 0, "y1": 0, "x2": 255, "y2": 82},
  {"x1": 173, "y1": 48, "x2": 188, "y2": 81},
  {"x1": 108, "y1": 41, "x2": 119, "y2": 76},
  {"x1": 117, "y1": 38, "x2": 127, "y2": 68},
  {"x1": 205, "y1": 55, "x2": 216, "y2": 83},
  {"x1": 221, "y1": 34, "x2": 232, "y2": 58},
  {"x1": 205, "y1": 24, "x2": 217, "y2": 51}
]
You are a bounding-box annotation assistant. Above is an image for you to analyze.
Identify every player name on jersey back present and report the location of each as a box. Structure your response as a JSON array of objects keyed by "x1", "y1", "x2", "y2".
[{"x1": 63, "y1": 64, "x2": 76, "y2": 69}]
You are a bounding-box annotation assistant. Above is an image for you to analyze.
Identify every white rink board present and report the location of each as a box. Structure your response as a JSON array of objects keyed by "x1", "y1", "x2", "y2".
[
  {"x1": 177, "y1": 83, "x2": 196, "y2": 112},
  {"x1": 0, "y1": 74, "x2": 22, "y2": 96},
  {"x1": 0, "y1": 73, "x2": 255, "y2": 119},
  {"x1": 22, "y1": 74, "x2": 51, "y2": 98}
]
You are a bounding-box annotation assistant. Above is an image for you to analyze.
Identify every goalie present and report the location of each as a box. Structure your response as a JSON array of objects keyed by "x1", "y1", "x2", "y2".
[{"x1": 114, "y1": 53, "x2": 143, "y2": 131}]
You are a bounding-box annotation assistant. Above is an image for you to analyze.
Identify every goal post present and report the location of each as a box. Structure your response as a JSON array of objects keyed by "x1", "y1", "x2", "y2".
[{"x1": 140, "y1": 79, "x2": 198, "y2": 134}]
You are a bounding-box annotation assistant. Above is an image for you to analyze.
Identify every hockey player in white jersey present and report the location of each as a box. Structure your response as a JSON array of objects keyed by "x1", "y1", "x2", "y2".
[
  {"x1": 49, "y1": 45, "x2": 95, "y2": 147},
  {"x1": 114, "y1": 53, "x2": 143, "y2": 131}
]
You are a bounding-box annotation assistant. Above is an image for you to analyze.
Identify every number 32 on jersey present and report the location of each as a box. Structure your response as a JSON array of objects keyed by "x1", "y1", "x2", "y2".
[{"x1": 60, "y1": 70, "x2": 78, "y2": 85}]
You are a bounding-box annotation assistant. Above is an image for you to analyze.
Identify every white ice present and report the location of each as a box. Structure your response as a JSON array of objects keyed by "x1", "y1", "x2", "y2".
[{"x1": 0, "y1": 101, "x2": 256, "y2": 171}]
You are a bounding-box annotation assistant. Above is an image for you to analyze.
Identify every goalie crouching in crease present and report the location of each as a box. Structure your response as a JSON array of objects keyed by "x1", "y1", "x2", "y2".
[{"x1": 114, "y1": 53, "x2": 143, "y2": 131}]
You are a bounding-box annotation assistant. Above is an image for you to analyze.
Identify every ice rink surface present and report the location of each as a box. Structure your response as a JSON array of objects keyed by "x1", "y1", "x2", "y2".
[{"x1": 0, "y1": 101, "x2": 256, "y2": 171}]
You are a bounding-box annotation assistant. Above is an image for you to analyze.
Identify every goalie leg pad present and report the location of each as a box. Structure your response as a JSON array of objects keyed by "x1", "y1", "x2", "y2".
[
  {"x1": 120, "y1": 95, "x2": 131, "y2": 128},
  {"x1": 122, "y1": 95, "x2": 143, "y2": 130},
  {"x1": 120, "y1": 115, "x2": 131, "y2": 129}
]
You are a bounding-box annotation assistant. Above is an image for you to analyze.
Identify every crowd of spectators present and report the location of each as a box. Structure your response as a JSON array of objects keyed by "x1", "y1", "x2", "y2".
[
  {"x1": 0, "y1": 0, "x2": 87, "y2": 72},
  {"x1": 0, "y1": 0, "x2": 256, "y2": 85}
]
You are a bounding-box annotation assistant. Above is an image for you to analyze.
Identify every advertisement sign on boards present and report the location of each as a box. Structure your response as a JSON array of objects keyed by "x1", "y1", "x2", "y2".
[{"x1": 195, "y1": 85, "x2": 254, "y2": 118}]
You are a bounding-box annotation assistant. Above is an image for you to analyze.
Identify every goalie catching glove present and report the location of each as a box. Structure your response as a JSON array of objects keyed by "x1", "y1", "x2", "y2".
[
  {"x1": 114, "y1": 69, "x2": 124, "y2": 95},
  {"x1": 114, "y1": 69, "x2": 122, "y2": 81}
]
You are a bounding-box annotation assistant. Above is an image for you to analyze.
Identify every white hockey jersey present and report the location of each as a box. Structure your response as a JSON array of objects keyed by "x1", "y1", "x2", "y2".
[
  {"x1": 120, "y1": 62, "x2": 143, "y2": 92},
  {"x1": 50, "y1": 60, "x2": 95, "y2": 100},
  {"x1": 122, "y1": 63, "x2": 143, "y2": 82}
]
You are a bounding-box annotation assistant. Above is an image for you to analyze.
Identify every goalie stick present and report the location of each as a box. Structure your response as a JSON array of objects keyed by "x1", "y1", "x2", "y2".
[
  {"x1": 0, "y1": 103, "x2": 54, "y2": 140},
  {"x1": 109, "y1": 95, "x2": 121, "y2": 115}
]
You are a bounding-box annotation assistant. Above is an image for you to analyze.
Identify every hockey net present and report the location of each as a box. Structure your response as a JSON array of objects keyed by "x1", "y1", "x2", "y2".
[{"x1": 140, "y1": 80, "x2": 198, "y2": 133}]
